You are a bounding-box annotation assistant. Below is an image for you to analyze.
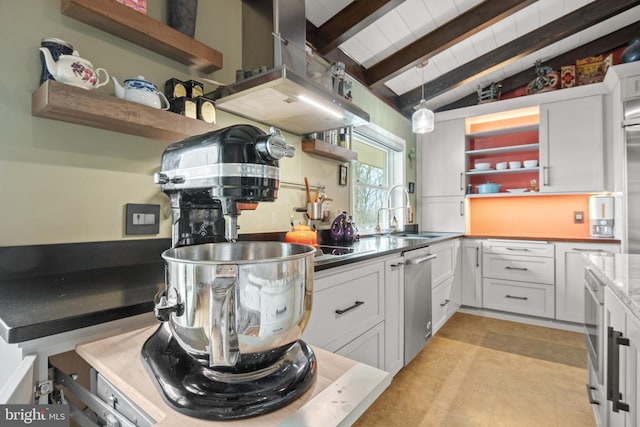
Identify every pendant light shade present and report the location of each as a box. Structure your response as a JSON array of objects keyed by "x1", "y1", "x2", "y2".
[
  {"x1": 412, "y1": 61, "x2": 434, "y2": 134},
  {"x1": 412, "y1": 99, "x2": 434, "y2": 133}
]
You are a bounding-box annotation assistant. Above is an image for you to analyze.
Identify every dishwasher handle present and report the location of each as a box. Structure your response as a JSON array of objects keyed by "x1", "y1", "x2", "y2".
[{"x1": 405, "y1": 253, "x2": 437, "y2": 265}]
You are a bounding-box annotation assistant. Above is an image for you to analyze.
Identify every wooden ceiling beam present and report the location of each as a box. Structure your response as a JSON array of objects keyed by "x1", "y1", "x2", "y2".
[
  {"x1": 306, "y1": 0, "x2": 405, "y2": 56},
  {"x1": 437, "y1": 21, "x2": 640, "y2": 112},
  {"x1": 397, "y1": 0, "x2": 640, "y2": 115},
  {"x1": 365, "y1": 0, "x2": 537, "y2": 87}
]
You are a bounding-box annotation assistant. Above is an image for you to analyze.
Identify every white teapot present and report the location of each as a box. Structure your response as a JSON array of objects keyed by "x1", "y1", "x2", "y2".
[
  {"x1": 112, "y1": 76, "x2": 170, "y2": 110},
  {"x1": 39, "y1": 47, "x2": 109, "y2": 90}
]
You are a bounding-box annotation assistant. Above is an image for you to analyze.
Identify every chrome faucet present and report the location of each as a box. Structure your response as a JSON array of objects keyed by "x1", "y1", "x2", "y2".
[{"x1": 376, "y1": 184, "x2": 412, "y2": 233}]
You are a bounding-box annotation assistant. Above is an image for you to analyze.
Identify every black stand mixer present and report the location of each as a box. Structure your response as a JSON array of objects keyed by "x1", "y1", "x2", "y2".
[{"x1": 141, "y1": 125, "x2": 318, "y2": 420}]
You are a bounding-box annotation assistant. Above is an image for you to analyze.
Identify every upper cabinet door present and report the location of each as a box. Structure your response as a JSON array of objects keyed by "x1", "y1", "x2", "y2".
[
  {"x1": 539, "y1": 95, "x2": 604, "y2": 192},
  {"x1": 417, "y1": 119, "x2": 466, "y2": 197}
]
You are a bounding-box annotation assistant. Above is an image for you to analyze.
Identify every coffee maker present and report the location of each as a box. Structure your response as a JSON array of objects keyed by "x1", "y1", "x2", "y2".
[
  {"x1": 142, "y1": 125, "x2": 318, "y2": 420},
  {"x1": 589, "y1": 194, "x2": 615, "y2": 238}
]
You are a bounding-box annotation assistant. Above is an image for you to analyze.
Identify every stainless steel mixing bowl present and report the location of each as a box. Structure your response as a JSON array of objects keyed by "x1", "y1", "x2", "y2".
[{"x1": 156, "y1": 241, "x2": 315, "y2": 368}]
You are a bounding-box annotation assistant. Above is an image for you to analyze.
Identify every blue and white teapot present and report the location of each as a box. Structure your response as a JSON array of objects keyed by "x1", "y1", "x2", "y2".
[{"x1": 112, "y1": 76, "x2": 170, "y2": 110}]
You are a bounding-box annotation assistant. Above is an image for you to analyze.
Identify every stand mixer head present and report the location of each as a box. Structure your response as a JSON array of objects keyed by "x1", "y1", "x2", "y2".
[{"x1": 154, "y1": 124, "x2": 295, "y2": 244}]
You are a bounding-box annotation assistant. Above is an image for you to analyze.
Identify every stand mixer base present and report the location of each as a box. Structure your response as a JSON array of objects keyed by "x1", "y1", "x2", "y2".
[{"x1": 141, "y1": 324, "x2": 317, "y2": 420}]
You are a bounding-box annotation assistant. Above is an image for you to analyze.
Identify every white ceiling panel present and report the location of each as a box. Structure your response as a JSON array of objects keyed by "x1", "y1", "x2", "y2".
[
  {"x1": 469, "y1": 27, "x2": 498, "y2": 57},
  {"x1": 305, "y1": 0, "x2": 637, "y2": 112},
  {"x1": 423, "y1": 0, "x2": 460, "y2": 26}
]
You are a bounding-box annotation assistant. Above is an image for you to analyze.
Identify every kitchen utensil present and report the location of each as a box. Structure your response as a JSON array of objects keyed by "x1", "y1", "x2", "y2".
[
  {"x1": 304, "y1": 176, "x2": 312, "y2": 202},
  {"x1": 112, "y1": 76, "x2": 170, "y2": 109},
  {"x1": 496, "y1": 162, "x2": 508, "y2": 170},
  {"x1": 476, "y1": 182, "x2": 502, "y2": 193},
  {"x1": 39, "y1": 37, "x2": 74, "y2": 84},
  {"x1": 474, "y1": 162, "x2": 491, "y2": 170},
  {"x1": 330, "y1": 211, "x2": 346, "y2": 241},
  {"x1": 509, "y1": 161, "x2": 522, "y2": 169},
  {"x1": 148, "y1": 125, "x2": 312, "y2": 420},
  {"x1": 523, "y1": 159, "x2": 538, "y2": 168},
  {"x1": 307, "y1": 201, "x2": 323, "y2": 220},
  {"x1": 39, "y1": 47, "x2": 109, "y2": 90},
  {"x1": 285, "y1": 223, "x2": 317, "y2": 244}
]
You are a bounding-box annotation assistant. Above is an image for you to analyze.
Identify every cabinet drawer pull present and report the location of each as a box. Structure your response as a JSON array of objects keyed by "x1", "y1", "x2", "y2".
[
  {"x1": 572, "y1": 248, "x2": 608, "y2": 252},
  {"x1": 440, "y1": 299, "x2": 450, "y2": 307},
  {"x1": 505, "y1": 294, "x2": 528, "y2": 300},
  {"x1": 335, "y1": 301, "x2": 365, "y2": 315},
  {"x1": 586, "y1": 384, "x2": 600, "y2": 405},
  {"x1": 506, "y1": 247, "x2": 531, "y2": 252},
  {"x1": 505, "y1": 266, "x2": 528, "y2": 271}
]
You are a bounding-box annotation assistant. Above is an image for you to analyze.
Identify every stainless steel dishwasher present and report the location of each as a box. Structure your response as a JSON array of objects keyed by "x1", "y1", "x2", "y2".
[{"x1": 403, "y1": 247, "x2": 436, "y2": 365}]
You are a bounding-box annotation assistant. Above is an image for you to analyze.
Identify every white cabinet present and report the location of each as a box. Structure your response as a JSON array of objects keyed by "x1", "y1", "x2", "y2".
[
  {"x1": 303, "y1": 260, "x2": 385, "y2": 369},
  {"x1": 539, "y1": 95, "x2": 604, "y2": 192},
  {"x1": 604, "y1": 286, "x2": 637, "y2": 427},
  {"x1": 482, "y1": 240, "x2": 555, "y2": 318},
  {"x1": 461, "y1": 238, "x2": 483, "y2": 308},
  {"x1": 418, "y1": 196, "x2": 466, "y2": 233},
  {"x1": 417, "y1": 118, "x2": 466, "y2": 233},
  {"x1": 430, "y1": 239, "x2": 461, "y2": 334},
  {"x1": 335, "y1": 322, "x2": 385, "y2": 371},
  {"x1": 417, "y1": 119, "x2": 466, "y2": 197},
  {"x1": 555, "y1": 242, "x2": 619, "y2": 324},
  {"x1": 384, "y1": 256, "x2": 404, "y2": 376},
  {"x1": 622, "y1": 74, "x2": 640, "y2": 99},
  {"x1": 0, "y1": 313, "x2": 155, "y2": 404}
]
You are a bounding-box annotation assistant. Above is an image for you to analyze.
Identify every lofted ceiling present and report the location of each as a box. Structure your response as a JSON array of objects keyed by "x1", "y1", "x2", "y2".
[{"x1": 304, "y1": 0, "x2": 640, "y2": 118}]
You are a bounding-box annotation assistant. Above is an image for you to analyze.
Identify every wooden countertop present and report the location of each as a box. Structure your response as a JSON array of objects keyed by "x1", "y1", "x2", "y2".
[
  {"x1": 465, "y1": 234, "x2": 620, "y2": 244},
  {"x1": 75, "y1": 326, "x2": 391, "y2": 426}
]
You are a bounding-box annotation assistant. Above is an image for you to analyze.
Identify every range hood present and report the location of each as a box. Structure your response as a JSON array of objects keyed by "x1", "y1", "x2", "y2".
[{"x1": 206, "y1": 0, "x2": 370, "y2": 135}]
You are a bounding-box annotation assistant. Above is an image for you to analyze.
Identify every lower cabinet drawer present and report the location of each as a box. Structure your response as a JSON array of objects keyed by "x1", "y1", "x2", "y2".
[
  {"x1": 432, "y1": 277, "x2": 455, "y2": 334},
  {"x1": 335, "y1": 321, "x2": 385, "y2": 370},
  {"x1": 482, "y1": 278, "x2": 554, "y2": 318},
  {"x1": 483, "y1": 254, "x2": 554, "y2": 284},
  {"x1": 303, "y1": 264, "x2": 384, "y2": 351}
]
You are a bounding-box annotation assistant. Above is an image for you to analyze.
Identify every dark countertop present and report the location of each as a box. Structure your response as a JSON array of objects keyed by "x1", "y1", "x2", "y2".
[
  {"x1": 3, "y1": 231, "x2": 610, "y2": 344},
  {"x1": 0, "y1": 233, "x2": 461, "y2": 344}
]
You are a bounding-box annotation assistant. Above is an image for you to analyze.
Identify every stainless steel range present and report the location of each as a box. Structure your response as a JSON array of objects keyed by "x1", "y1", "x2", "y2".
[{"x1": 142, "y1": 124, "x2": 318, "y2": 420}]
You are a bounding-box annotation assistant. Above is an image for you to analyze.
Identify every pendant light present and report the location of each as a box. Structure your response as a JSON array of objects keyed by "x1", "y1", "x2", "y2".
[{"x1": 412, "y1": 62, "x2": 434, "y2": 134}]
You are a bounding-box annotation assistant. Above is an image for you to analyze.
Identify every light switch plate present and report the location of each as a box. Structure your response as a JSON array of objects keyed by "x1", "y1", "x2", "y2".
[
  {"x1": 125, "y1": 204, "x2": 160, "y2": 235},
  {"x1": 574, "y1": 211, "x2": 584, "y2": 224}
]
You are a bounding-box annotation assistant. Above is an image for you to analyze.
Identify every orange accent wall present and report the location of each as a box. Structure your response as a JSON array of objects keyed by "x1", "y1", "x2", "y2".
[{"x1": 468, "y1": 194, "x2": 593, "y2": 238}]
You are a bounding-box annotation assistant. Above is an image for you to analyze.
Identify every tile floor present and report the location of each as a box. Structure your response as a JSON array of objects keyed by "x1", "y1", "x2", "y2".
[{"x1": 354, "y1": 312, "x2": 595, "y2": 427}]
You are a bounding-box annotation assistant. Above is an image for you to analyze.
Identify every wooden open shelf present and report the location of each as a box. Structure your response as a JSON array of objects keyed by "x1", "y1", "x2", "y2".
[
  {"x1": 60, "y1": 0, "x2": 223, "y2": 73},
  {"x1": 32, "y1": 80, "x2": 218, "y2": 141},
  {"x1": 302, "y1": 139, "x2": 358, "y2": 162}
]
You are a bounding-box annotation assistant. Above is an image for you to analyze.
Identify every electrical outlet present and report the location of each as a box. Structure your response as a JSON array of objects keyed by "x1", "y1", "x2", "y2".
[
  {"x1": 574, "y1": 211, "x2": 584, "y2": 224},
  {"x1": 126, "y1": 203, "x2": 160, "y2": 235}
]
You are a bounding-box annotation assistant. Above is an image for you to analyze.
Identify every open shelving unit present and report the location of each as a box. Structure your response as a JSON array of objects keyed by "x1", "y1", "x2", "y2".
[
  {"x1": 464, "y1": 107, "x2": 540, "y2": 194},
  {"x1": 32, "y1": 80, "x2": 218, "y2": 141},
  {"x1": 302, "y1": 139, "x2": 358, "y2": 162},
  {"x1": 60, "y1": 0, "x2": 223, "y2": 73}
]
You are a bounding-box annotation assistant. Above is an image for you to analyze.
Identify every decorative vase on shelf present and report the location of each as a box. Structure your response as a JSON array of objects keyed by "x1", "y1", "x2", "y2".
[
  {"x1": 168, "y1": 0, "x2": 198, "y2": 38},
  {"x1": 621, "y1": 38, "x2": 640, "y2": 64}
]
